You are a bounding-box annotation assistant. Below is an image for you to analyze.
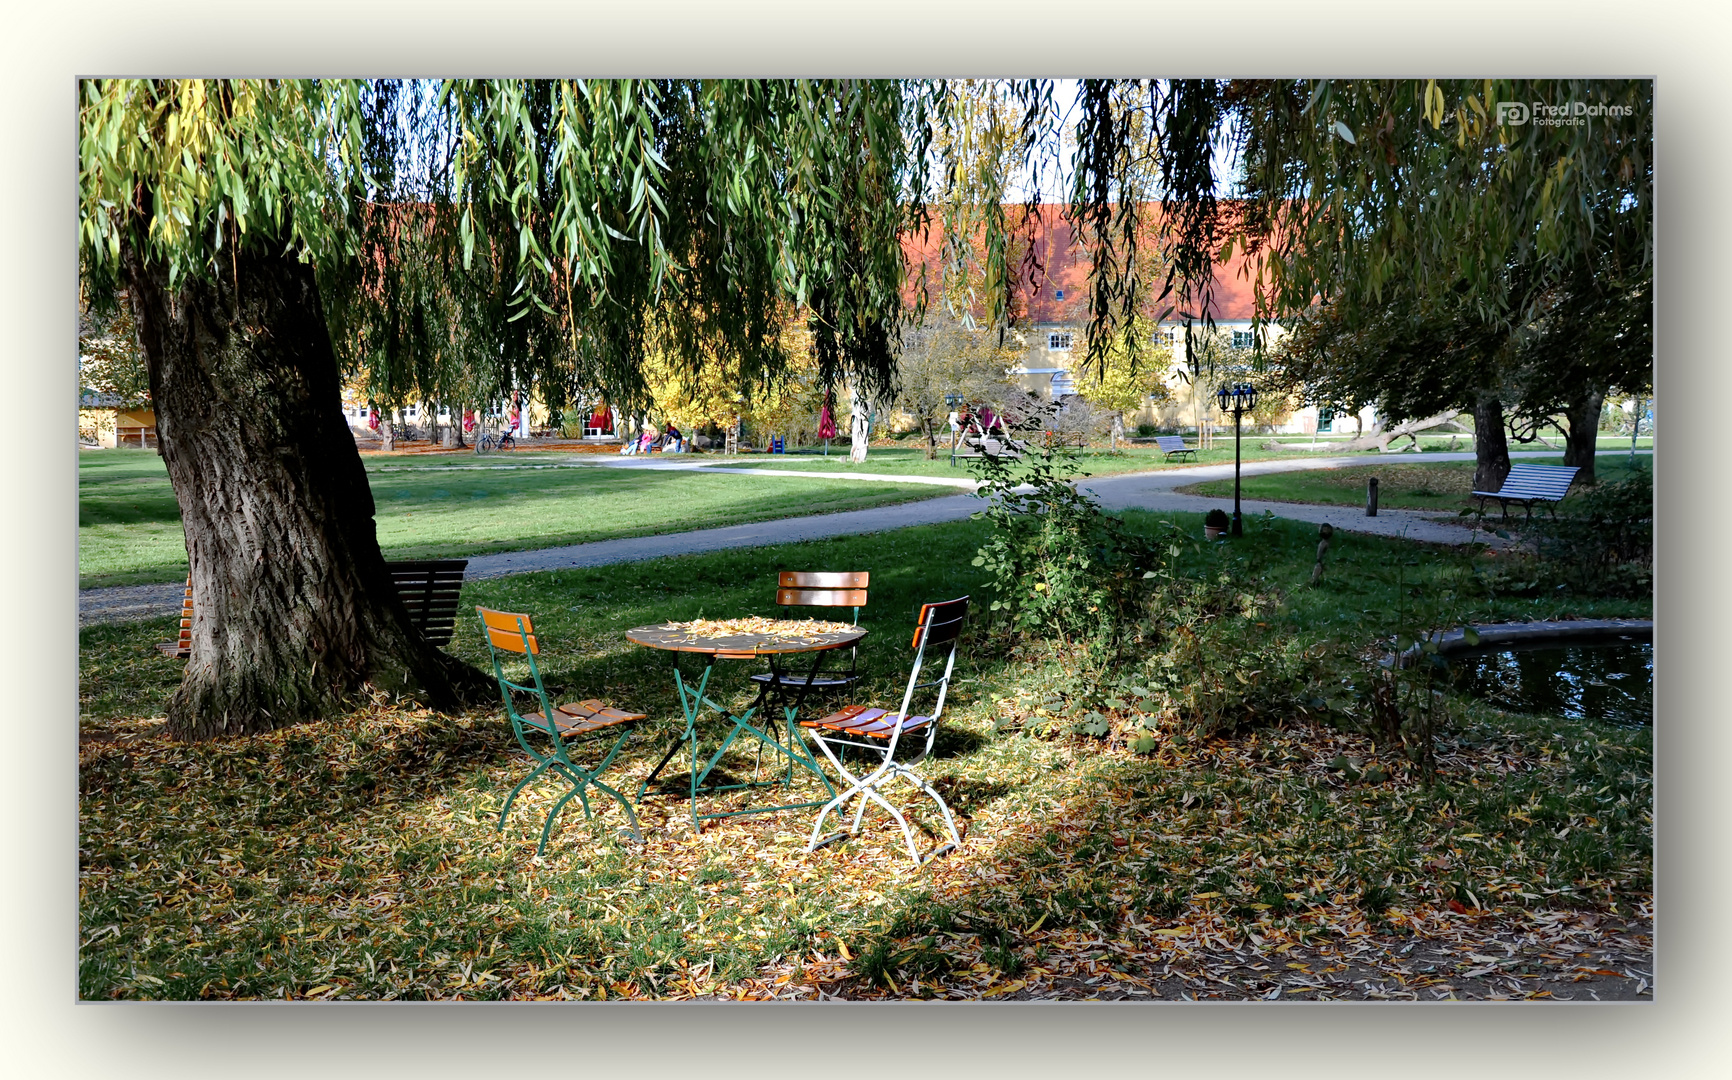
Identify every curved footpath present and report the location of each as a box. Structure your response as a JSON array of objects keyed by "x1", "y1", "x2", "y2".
[{"x1": 79, "y1": 449, "x2": 1648, "y2": 626}]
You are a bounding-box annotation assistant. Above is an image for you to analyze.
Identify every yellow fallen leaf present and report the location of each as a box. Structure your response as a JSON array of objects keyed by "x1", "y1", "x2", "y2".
[
  {"x1": 1192, "y1": 891, "x2": 1223, "y2": 899},
  {"x1": 982, "y1": 979, "x2": 1027, "y2": 997},
  {"x1": 1027, "y1": 912, "x2": 1049, "y2": 934},
  {"x1": 305, "y1": 984, "x2": 335, "y2": 996},
  {"x1": 837, "y1": 940, "x2": 851, "y2": 961},
  {"x1": 1152, "y1": 928, "x2": 1189, "y2": 937}
]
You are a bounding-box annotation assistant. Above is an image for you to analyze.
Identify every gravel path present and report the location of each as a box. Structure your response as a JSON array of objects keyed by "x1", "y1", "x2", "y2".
[{"x1": 79, "y1": 449, "x2": 1645, "y2": 627}]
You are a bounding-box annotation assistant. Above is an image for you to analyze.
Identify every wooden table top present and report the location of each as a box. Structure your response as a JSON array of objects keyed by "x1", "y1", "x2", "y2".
[{"x1": 626, "y1": 618, "x2": 867, "y2": 657}]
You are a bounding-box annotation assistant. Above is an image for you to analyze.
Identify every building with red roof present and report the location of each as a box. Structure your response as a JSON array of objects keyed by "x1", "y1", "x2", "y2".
[{"x1": 902, "y1": 204, "x2": 1362, "y2": 436}]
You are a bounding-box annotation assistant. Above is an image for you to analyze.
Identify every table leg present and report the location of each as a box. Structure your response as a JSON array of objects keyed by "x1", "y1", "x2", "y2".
[{"x1": 639, "y1": 649, "x2": 843, "y2": 829}]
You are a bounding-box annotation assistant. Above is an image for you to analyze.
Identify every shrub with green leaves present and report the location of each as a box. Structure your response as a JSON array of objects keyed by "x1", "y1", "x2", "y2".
[{"x1": 967, "y1": 439, "x2": 1163, "y2": 651}]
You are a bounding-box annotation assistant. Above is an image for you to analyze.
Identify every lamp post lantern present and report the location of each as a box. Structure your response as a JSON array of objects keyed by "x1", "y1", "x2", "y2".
[{"x1": 1216, "y1": 382, "x2": 1257, "y2": 537}]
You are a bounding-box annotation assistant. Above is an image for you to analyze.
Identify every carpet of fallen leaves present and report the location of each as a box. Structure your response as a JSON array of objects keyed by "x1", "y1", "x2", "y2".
[{"x1": 79, "y1": 667, "x2": 1651, "y2": 1001}]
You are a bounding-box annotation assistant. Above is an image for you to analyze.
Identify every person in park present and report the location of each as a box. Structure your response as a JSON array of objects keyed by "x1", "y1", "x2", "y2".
[{"x1": 79, "y1": 78, "x2": 1644, "y2": 740}]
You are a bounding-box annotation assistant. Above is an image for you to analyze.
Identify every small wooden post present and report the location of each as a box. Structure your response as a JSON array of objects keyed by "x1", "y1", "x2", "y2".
[
  {"x1": 1365, "y1": 476, "x2": 1379, "y2": 517},
  {"x1": 1312, "y1": 523, "x2": 1334, "y2": 585}
]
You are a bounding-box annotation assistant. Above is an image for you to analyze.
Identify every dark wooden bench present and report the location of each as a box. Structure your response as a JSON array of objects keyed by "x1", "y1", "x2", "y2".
[
  {"x1": 156, "y1": 559, "x2": 469, "y2": 658},
  {"x1": 1472, "y1": 463, "x2": 1579, "y2": 522},
  {"x1": 386, "y1": 559, "x2": 470, "y2": 646},
  {"x1": 1154, "y1": 435, "x2": 1197, "y2": 461},
  {"x1": 155, "y1": 578, "x2": 194, "y2": 659}
]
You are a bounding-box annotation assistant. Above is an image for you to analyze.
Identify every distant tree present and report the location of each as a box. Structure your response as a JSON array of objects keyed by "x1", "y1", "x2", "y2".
[
  {"x1": 1075, "y1": 318, "x2": 1174, "y2": 447},
  {"x1": 78, "y1": 290, "x2": 151, "y2": 408},
  {"x1": 892, "y1": 319, "x2": 1027, "y2": 458}
]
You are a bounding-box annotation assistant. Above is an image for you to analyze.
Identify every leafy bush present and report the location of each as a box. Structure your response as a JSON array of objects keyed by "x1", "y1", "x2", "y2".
[
  {"x1": 967, "y1": 439, "x2": 1163, "y2": 653},
  {"x1": 1134, "y1": 422, "x2": 1160, "y2": 438},
  {"x1": 1204, "y1": 508, "x2": 1230, "y2": 529}
]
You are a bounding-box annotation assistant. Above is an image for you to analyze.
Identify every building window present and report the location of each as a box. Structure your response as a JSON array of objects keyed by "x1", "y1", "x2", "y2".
[
  {"x1": 1159, "y1": 327, "x2": 1180, "y2": 347},
  {"x1": 1054, "y1": 289, "x2": 1065, "y2": 300},
  {"x1": 1047, "y1": 332, "x2": 1073, "y2": 352},
  {"x1": 405, "y1": 404, "x2": 419, "y2": 419},
  {"x1": 437, "y1": 405, "x2": 451, "y2": 419},
  {"x1": 1232, "y1": 330, "x2": 1255, "y2": 350}
]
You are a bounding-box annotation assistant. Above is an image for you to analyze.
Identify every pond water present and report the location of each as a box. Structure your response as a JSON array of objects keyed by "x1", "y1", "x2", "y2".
[{"x1": 1448, "y1": 641, "x2": 1652, "y2": 726}]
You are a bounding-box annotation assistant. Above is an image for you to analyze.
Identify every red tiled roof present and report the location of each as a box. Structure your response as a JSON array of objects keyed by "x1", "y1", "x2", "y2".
[{"x1": 902, "y1": 203, "x2": 1261, "y2": 324}]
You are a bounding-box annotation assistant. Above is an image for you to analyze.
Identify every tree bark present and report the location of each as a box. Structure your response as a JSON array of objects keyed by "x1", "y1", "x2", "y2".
[
  {"x1": 380, "y1": 417, "x2": 395, "y2": 453},
  {"x1": 921, "y1": 415, "x2": 938, "y2": 459},
  {"x1": 849, "y1": 383, "x2": 870, "y2": 463},
  {"x1": 1472, "y1": 392, "x2": 1511, "y2": 493},
  {"x1": 1561, "y1": 387, "x2": 1606, "y2": 486},
  {"x1": 122, "y1": 237, "x2": 490, "y2": 740}
]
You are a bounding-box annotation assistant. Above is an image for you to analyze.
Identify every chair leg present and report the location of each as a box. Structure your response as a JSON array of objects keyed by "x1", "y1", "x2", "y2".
[
  {"x1": 499, "y1": 758, "x2": 556, "y2": 832},
  {"x1": 899, "y1": 767, "x2": 963, "y2": 855}
]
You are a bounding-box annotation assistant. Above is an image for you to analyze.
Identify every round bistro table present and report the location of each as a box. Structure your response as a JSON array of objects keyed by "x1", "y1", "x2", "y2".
[{"x1": 625, "y1": 620, "x2": 867, "y2": 829}]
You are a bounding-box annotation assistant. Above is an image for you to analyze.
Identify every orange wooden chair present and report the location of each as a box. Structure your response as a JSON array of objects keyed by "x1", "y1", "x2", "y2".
[{"x1": 476, "y1": 606, "x2": 645, "y2": 854}]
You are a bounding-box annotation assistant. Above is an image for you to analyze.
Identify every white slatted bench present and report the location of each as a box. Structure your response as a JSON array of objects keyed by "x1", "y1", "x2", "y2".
[
  {"x1": 1154, "y1": 435, "x2": 1197, "y2": 462},
  {"x1": 1472, "y1": 463, "x2": 1579, "y2": 522}
]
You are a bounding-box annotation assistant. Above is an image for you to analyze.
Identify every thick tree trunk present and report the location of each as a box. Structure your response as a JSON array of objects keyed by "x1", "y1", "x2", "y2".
[
  {"x1": 1561, "y1": 387, "x2": 1606, "y2": 487},
  {"x1": 922, "y1": 415, "x2": 938, "y2": 459},
  {"x1": 380, "y1": 418, "x2": 395, "y2": 453},
  {"x1": 1472, "y1": 392, "x2": 1511, "y2": 493},
  {"x1": 122, "y1": 238, "x2": 489, "y2": 740}
]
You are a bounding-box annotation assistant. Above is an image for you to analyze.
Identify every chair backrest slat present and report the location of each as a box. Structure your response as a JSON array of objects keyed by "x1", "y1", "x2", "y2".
[
  {"x1": 1155, "y1": 435, "x2": 1189, "y2": 452},
  {"x1": 777, "y1": 587, "x2": 867, "y2": 608},
  {"x1": 476, "y1": 607, "x2": 539, "y2": 655},
  {"x1": 912, "y1": 597, "x2": 970, "y2": 650},
  {"x1": 779, "y1": 571, "x2": 869, "y2": 590}
]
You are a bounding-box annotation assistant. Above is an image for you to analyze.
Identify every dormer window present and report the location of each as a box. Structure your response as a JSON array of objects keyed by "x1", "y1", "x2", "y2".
[{"x1": 1054, "y1": 289, "x2": 1065, "y2": 300}]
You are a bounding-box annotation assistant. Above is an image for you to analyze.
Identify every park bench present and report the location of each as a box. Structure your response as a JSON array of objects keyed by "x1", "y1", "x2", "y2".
[
  {"x1": 1154, "y1": 434, "x2": 1197, "y2": 462},
  {"x1": 155, "y1": 559, "x2": 469, "y2": 659},
  {"x1": 388, "y1": 560, "x2": 470, "y2": 646},
  {"x1": 155, "y1": 578, "x2": 194, "y2": 658},
  {"x1": 1471, "y1": 463, "x2": 1579, "y2": 522}
]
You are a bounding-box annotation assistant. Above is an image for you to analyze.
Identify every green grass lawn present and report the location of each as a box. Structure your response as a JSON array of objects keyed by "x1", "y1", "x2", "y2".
[
  {"x1": 1176, "y1": 455, "x2": 1652, "y2": 512},
  {"x1": 78, "y1": 449, "x2": 950, "y2": 588},
  {"x1": 80, "y1": 511, "x2": 1650, "y2": 1000}
]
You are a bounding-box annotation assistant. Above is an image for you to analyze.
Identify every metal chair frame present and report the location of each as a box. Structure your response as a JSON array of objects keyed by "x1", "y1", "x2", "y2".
[
  {"x1": 804, "y1": 596, "x2": 968, "y2": 866},
  {"x1": 476, "y1": 607, "x2": 643, "y2": 854}
]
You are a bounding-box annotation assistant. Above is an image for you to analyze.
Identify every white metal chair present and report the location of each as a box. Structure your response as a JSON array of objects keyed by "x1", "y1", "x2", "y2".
[{"x1": 802, "y1": 596, "x2": 968, "y2": 866}]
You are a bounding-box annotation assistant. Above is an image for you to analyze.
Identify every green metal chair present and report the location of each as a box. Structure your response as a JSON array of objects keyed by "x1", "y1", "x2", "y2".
[
  {"x1": 802, "y1": 596, "x2": 969, "y2": 866},
  {"x1": 476, "y1": 606, "x2": 645, "y2": 854}
]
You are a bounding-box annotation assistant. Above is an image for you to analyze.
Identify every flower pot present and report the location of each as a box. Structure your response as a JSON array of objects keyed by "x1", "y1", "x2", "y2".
[{"x1": 1204, "y1": 525, "x2": 1224, "y2": 540}]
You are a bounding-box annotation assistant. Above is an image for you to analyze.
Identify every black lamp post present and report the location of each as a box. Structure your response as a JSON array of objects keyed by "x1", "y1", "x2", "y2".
[{"x1": 1216, "y1": 382, "x2": 1257, "y2": 537}]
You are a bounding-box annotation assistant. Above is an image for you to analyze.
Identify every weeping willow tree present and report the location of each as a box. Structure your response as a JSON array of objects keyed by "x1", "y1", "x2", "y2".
[
  {"x1": 79, "y1": 77, "x2": 1648, "y2": 738},
  {"x1": 79, "y1": 79, "x2": 928, "y2": 738}
]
